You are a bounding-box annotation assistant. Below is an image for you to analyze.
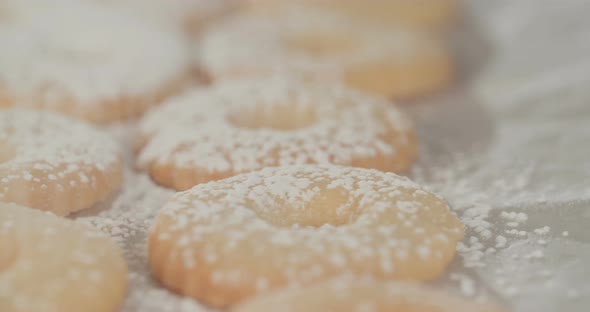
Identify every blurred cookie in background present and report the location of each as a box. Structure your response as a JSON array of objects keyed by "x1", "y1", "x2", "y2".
[
  {"x1": 200, "y1": 10, "x2": 453, "y2": 100},
  {"x1": 0, "y1": 0, "x2": 194, "y2": 123}
]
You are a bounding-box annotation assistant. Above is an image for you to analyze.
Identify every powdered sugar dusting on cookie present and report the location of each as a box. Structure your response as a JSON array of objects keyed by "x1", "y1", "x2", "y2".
[
  {"x1": 137, "y1": 79, "x2": 414, "y2": 188},
  {"x1": 149, "y1": 165, "x2": 463, "y2": 306},
  {"x1": 0, "y1": 109, "x2": 119, "y2": 168},
  {"x1": 232, "y1": 276, "x2": 506, "y2": 312},
  {"x1": 0, "y1": 109, "x2": 122, "y2": 215},
  {"x1": 0, "y1": 1, "x2": 190, "y2": 104},
  {"x1": 200, "y1": 10, "x2": 441, "y2": 76},
  {"x1": 74, "y1": 166, "x2": 212, "y2": 312}
]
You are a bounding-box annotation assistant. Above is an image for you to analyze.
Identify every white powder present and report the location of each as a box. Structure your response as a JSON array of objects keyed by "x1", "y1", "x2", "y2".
[
  {"x1": 200, "y1": 9, "x2": 443, "y2": 78},
  {"x1": 0, "y1": 0, "x2": 190, "y2": 105},
  {"x1": 137, "y1": 78, "x2": 413, "y2": 180},
  {"x1": 47, "y1": 1, "x2": 590, "y2": 310},
  {"x1": 0, "y1": 109, "x2": 121, "y2": 209}
]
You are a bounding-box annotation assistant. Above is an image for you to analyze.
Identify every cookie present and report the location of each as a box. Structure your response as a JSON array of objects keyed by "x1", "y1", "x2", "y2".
[
  {"x1": 0, "y1": 109, "x2": 122, "y2": 216},
  {"x1": 149, "y1": 165, "x2": 464, "y2": 307},
  {"x1": 137, "y1": 79, "x2": 416, "y2": 190},
  {"x1": 200, "y1": 11, "x2": 453, "y2": 99},
  {"x1": 234, "y1": 277, "x2": 505, "y2": 312},
  {"x1": 0, "y1": 1, "x2": 193, "y2": 123},
  {"x1": 0, "y1": 203, "x2": 128, "y2": 312}
]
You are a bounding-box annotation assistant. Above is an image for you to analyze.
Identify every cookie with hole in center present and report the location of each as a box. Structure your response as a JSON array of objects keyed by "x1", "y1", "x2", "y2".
[
  {"x1": 149, "y1": 165, "x2": 464, "y2": 307},
  {"x1": 0, "y1": 1, "x2": 193, "y2": 123},
  {"x1": 137, "y1": 79, "x2": 416, "y2": 190}
]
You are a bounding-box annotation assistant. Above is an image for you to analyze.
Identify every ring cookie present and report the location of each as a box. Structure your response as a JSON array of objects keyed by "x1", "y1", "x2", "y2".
[
  {"x1": 0, "y1": 203, "x2": 128, "y2": 312},
  {"x1": 0, "y1": 109, "x2": 123, "y2": 216},
  {"x1": 200, "y1": 11, "x2": 452, "y2": 99},
  {"x1": 233, "y1": 277, "x2": 505, "y2": 312},
  {"x1": 149, "y1": 165, "x2": 464, "y2": 307},
  {"x1": 0, "y1": 1, "x2": 192, "y2": 123},
  {"x1": 137, "y1": 79, "x2": 416, "y2": 190}
]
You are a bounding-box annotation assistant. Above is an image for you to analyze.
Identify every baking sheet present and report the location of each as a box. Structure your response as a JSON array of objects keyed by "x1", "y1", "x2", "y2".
[{"x1": 73, "y1": 1, "x2": 590, "y2": 311}]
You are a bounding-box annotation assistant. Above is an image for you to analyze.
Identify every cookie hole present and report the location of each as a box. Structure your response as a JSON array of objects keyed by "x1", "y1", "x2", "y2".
[
  {"x1": 228, "y1": 104, "x2": 317, "y2": 131},
  {"x1": 286, "y1": 33, "x2": 356, "y2": 58},
  {"x1": 0, "y1": 141, "x2": 15, "y2": 164}
]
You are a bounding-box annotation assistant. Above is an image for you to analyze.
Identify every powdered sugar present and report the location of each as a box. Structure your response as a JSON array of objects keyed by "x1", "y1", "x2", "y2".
[
  {"x1": 0, "y1": 109, "x2": 119, "y2": 168},
  {"x1": 138, "y1": 79, "x2": 413, "y2": 186},
  {"x1": 68, "y1": 89, "x2": 587, "y2": 312},
  {"x1": 406, "y1": 83, "x2": 590, "y2": 310},
  {"x1": 0, "y1": 0, "x2": 580, "y2": 310},
  {"x1": 233, "y1": 275, "x2": 505, "y2": 312},
  {"x1": 0, "y1": 0, "x2": 190, "y2": 104},
  {"x1": 0, "y1": 109, "x2": 120, "y2": 192},
  {"x1": 200, "y1": 9, "x2": 442, "y2": 77},
  {"x1": 75, "y1": 169, "x2": 213, "y2": 311},
  {"x1": 150, "y1": 165, "x2": 463, "y2": 305}
]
